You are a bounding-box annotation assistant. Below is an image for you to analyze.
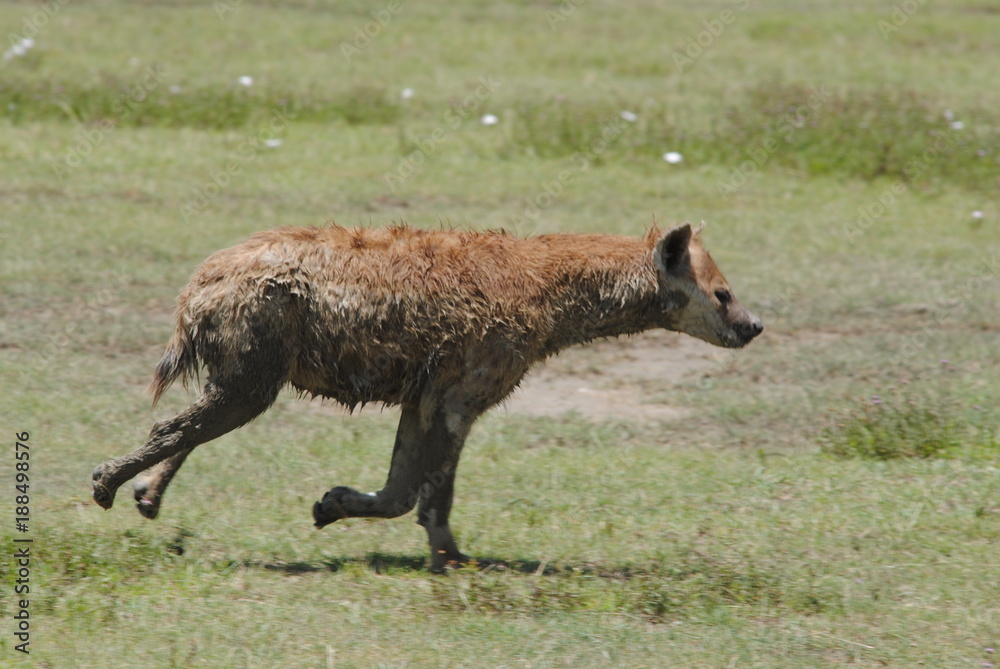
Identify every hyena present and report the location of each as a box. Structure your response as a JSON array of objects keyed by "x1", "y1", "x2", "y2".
[{"x1": 92, "y1": 222, "x2": 762, "y2": 571}]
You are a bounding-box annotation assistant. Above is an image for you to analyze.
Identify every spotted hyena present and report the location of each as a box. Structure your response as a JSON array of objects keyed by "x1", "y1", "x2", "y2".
[{"x1": 92, "y1": 222, "x2": 762, "y2": 571}]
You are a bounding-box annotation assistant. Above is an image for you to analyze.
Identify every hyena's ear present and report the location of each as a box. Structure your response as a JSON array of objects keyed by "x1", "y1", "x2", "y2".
[{"x1": 655, "y1": 223, "x2": 693, "y2": 276}]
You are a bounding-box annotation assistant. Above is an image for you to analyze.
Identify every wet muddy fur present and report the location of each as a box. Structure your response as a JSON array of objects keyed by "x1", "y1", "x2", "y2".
[{"x1": 92, "y1": 222, "x2": 762, "y2": 571}]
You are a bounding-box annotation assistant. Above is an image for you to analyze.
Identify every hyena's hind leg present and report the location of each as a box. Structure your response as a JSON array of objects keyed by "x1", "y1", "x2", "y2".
[
  {"x1": 131, "y1": 447, "x2": 194, "y2": 519},
  {"x1": 95, "y1": 300, "x2": 297, "y2": 514},
  {"x1": 92, "y1": 376, "x2": 282, "y2": 513}
]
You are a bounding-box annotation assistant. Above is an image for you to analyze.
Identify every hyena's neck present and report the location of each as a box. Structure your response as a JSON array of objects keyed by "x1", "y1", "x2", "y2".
[{"x1": 541, "y1": 241, "x2": 661, "y2": 354}]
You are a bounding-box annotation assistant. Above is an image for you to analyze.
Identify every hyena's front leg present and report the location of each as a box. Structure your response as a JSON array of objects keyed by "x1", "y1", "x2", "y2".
[
  {"x1": 131, "y1": 447, "x2": 194, "y2": 519},
  {"x1": 313, "y1": 402, "x2": 476, "y2": 571},
  {"x1": 313, "y1": 405, "x2": 425, "y2": 526},
  {"x1": 417, "y1": 406, "x2": 474, "y2": 572}
]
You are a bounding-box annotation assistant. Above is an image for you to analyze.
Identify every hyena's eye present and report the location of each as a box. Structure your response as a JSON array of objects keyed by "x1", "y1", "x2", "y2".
[{"x1": 714, "y1": 289, "x2": 732, "y2": 305}]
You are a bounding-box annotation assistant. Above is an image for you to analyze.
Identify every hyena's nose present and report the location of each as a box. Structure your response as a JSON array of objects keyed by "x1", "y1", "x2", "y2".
[{"x1": 736, "y1": 315, "x2": 763, "y2": 343}]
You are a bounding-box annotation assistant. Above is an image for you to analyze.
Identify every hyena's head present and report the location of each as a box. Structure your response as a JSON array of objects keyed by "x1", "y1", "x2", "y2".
[{"x1": 652, "y1": 223, "x2": 763, "y2": 348}]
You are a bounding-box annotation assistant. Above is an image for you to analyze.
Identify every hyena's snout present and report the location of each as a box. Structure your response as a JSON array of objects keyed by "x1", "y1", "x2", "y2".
[
  {"x1": 729, "y1": 305, "x2": 763, "y2": 347},
  {"x1": 734, "y1": 312, "x2": 763, "y2": 344}
]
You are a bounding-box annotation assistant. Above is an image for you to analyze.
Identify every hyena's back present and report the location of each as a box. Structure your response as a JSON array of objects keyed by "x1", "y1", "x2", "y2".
[{"x1": 155, "y1": 225, "x2": 585, "y2": 409}]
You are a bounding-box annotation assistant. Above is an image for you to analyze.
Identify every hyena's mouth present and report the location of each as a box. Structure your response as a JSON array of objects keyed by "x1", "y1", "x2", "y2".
[
  {"x1": 730, "y1": 317, "x2": 764, "y2": 347},
  {"x1": 721, "y1": 332, "x2": 749, "y2": 349}
]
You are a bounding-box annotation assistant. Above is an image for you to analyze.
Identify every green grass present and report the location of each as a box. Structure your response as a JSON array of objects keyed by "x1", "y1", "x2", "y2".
[
  {"x1": 7, "y1": 72, "x2": 998, "y2": 191},
  {"x1": 819, "y1": 368, "x2": 998, "y2": 460},
  {"x1": 1, "y1": 0, "x2": 999, "y2": 667}
]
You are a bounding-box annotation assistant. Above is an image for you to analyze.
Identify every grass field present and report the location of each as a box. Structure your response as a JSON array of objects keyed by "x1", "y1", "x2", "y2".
[{"x1": 1, "y1": 0, "x2": 999, "y2": 667}]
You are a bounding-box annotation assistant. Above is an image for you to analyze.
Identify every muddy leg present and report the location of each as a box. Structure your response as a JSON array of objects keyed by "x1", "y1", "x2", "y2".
[
  {"x1": 92, "y1": 380, "x2": 278, "y2": 511},
  {"x1": 131, "y1": 447, "x2": 194, "y2": 519},
  {"x1": 416, "y1": 408, "x2": 474, "y2": 572},
  {"x1": 313, "y1": 401, "x2": 478, "y2": 571},
  {"x1": 313, "y1": 404, "x2": 425, "y2": 526}
]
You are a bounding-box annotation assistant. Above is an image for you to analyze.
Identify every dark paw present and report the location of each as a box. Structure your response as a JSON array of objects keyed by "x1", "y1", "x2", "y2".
[
  {"x1": 312, "y1": 486, "x2": 354, "y2": 529},
  {"x1": 430, "y1": 550, "x2": 472, "y2": 574},
  {"x1": 91, "y1": 464, "x2": 116, "y2": 509},
  {"x1": 133, "y1": 478, "x2": 160, "y2": 520}
]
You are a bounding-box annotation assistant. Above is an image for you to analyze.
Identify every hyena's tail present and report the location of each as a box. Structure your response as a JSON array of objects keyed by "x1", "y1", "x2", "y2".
[{"x1": 148, "y1": 322, "x2": 198, "y2": 407}]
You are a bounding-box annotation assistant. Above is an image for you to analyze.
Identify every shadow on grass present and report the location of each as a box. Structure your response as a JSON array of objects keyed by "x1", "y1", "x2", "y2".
[
  {"x1": 248, "y1": 553, "x2": 651, "y2": 578},
  {"x1": 243, "y1": 552, "x2": 819, "y2": 616}
]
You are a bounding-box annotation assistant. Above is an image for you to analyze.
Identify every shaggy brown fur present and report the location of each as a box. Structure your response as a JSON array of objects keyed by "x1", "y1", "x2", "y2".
[{"x1": 92, "y1": 222, "x2": 761, "y2": 571}]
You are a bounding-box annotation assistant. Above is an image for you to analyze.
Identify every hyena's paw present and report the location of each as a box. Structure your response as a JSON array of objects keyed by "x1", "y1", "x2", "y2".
[
  {"x1": 132, "y1": 476, "x2": 161, "y2": 520},
  {"x1": 312, "y1": 486, "x2": 355, "y2": 529},
  {"x1": 91, "y1": 463, "x2": 117, "y2": 510},
  {"x1": 430, "y1": 549, "x2": 472, "y2": 574}
]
